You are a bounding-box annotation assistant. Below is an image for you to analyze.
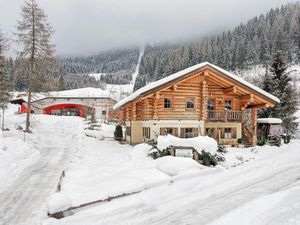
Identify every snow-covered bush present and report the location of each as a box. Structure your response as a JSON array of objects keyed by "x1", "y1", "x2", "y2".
[
  {"x1": 148, "y1": 135, "x2": 225, "y2": 166},
  {"x1": 157, "y1": 135, "x2": 218, "y2": 154},
  {"x1": 200, "y1": 150, "x2": 225, "y2": 166},
  {"x1": 147, "y1": 139, "x2": 171, "y2": 159}
]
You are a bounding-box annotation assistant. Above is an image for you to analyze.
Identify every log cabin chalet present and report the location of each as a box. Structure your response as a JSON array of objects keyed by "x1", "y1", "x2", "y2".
[{"x1": 113, "y1": 62, "x2": 280, "y2": 146}]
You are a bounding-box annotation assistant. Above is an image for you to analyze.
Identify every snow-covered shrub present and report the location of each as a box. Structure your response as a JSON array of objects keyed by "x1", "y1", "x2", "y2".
[
  {"x1": 217, "y1": 144, "x2": 227, "y2": 153},
  {"x1": 114, "y1": 125, "x2": 123, "y2": 141},
  {"x1": 200, "y1": 150, "x2": 225, "y2": 166},
  {"x1": 157, "y1": 135, "x2": 218, "y2": 154},
  {"x1": 147, "y1": 139, "x2": 170, "y2": 159},
  {"x1": 148, "y1": 135, "x2": 224, "y2": 166}
]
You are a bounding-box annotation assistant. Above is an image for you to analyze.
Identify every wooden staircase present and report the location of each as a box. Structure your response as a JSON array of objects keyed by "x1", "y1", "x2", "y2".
[{"x1": 242, "y1": 123, "x2": 254, "y2": 147}]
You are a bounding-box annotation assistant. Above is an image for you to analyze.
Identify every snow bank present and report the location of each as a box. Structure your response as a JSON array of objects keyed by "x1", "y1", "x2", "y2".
[
  {"x1": 156, "y1": 156, "x2": 203, "y2": 176},
  {"x1": 47, "y1": 192, "x2": 72, "y2": 214},
  {"x1": 257, "y1": 118, "x2": 282, "y2": 124},
  {"x1": 130, "y1": 143, "x2": 153, "y2": 160},
  {"x1": 157, "y1": 135, "x2": 218, "y2": 154}
]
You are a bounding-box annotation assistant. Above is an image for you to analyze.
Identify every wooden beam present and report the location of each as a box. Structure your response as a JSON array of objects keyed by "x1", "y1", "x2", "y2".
[
  {"x1": 204, "y1": 70, "x2": 209, "y2": 76},
  {"x1": 241, "y1": 94, "x2": 254, "y2": 103},
  {"x1": 247, "y1": 103, "x2": 270, "y2": 109},
  {"x1": 224, "y1": 86, "x2": 237, "y2": 94},
  {"x1": 132, "y1": 102, "x2": 137, "y2": 120},
  {"x1": 172, "y1": 84, "x2": 178, "y2": 92}
]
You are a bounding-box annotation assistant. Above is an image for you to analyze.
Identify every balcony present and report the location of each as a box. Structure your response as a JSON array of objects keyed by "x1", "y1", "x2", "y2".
[{"x1": 208, "y1": 110, "x2": 242, "y2": 121}]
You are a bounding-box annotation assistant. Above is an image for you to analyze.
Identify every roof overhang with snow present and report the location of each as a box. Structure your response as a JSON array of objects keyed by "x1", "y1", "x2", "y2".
[{"x1": 113, "y1": 62, "x2": 280, "y2": 110}]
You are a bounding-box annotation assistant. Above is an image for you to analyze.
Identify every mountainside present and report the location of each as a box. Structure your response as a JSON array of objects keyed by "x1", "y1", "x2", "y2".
[
  {"x1": 135, "y1": 2, "x2": 300, "y2": 90},
  {"x1": 6, "y1": 2, "x2": 300, "y2": 92}
]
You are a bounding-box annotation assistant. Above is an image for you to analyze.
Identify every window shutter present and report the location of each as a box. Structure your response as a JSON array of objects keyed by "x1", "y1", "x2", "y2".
[
  {"x1": 174, "y1": 128, "x2": 178, "y2": 137},
  {"x1": 232, "y1": 128, "x2": 237, "y2": 138},
  {"x1": 193, "y1": 128, "x2": 198, "y2": 137},
  {"x1": 180, "y1": 128, "x2": 184, "y2": 138},
  {"x1": 220, "y1": 128, "x2": 225, "y2": 139}
]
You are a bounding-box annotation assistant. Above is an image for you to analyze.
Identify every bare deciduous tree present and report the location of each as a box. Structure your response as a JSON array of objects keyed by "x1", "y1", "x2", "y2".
[{"x1": 15, "y1": 0, "x2": 55, "y2": 132}]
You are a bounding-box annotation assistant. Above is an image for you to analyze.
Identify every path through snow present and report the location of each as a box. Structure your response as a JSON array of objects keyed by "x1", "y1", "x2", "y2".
[{"x1": 0, "y1": 116, "x2": 83, "y2": 225}]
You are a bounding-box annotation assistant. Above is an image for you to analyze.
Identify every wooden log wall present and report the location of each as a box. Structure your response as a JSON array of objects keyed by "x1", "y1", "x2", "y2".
[{"x1": 120, "y1": 69, "x2": 269, "y2": 122}]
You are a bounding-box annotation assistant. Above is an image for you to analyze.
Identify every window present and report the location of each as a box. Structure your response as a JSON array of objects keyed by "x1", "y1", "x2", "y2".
[
  {"x1": 224, "y1": 100, "x2": 232, "y2": 111},
  {"x1": 102, "y1": 110, "x2": 106, "y2": 115},
  {"x1": 126, "y1": 127, "x2": 131, "y2": 136},
  {"x1": 143, "y1": 127, "x2": 150, "y2": 139},
  {"x1": 160, "y1": 127, "x2": 178, "y2": 136},
  {"x1": 205, "y1": 128, "x2": 215, "y2": 138},
  {"x1": 207, "y1": 99, "x2": 214, "y2": 118},
  {"x1": 221, "y1": 127, "x2": 237, "y2": 139},
  {"x1": 180, "y1": 128, "x2": 198, "y2": 138},
  {"x1": 207, "y1": 99, "x2": 214, "y2": 110},
  {"x1": 164, "y1": 98, "x2": 172, "y2": 109},
  {"x1": 224, "y1": 128, "x2": 232, "y2": 139},
  {"x1": 186, "y1": 98, "x2": 195, "y2": 109}
]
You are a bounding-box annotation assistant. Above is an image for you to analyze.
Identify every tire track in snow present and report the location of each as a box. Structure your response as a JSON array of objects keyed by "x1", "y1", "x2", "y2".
[{"x1": 0, "y1": 117, "x2": 82, "y2": 225}]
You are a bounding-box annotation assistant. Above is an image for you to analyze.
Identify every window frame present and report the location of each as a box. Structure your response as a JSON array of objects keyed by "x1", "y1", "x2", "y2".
[
  {"x1": 186, "y1": 98, "x2": 195, "y2": 110},
  {"x1": 224, "y1": 99, "x2": 232, "y2": 111},
  {"x1": 143, "y1": 127, "x2": 150, "y2": 139},
  {"x1": 163, "y1": 97, "x2": 173, "y2": 110}
]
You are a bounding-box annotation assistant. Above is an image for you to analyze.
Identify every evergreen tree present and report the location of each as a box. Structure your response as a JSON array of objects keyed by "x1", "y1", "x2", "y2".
[
  {"x1": 259, "y1": 51, "x2": 298, "y2": 136},
  {"x1": 58, "y1": 75, "x2": 65, "y2": 91},
  {"x1": 15, "y1": 0, "x2": 56, "y2": 132},
  {"x1": 0, "y1": 30, "x2": 11, "y2": 131}
]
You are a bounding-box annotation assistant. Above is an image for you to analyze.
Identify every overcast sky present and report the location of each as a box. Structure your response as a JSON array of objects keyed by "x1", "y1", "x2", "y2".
[{"x1": 0, "y1": 0, "x2": 296, "y2": 57}]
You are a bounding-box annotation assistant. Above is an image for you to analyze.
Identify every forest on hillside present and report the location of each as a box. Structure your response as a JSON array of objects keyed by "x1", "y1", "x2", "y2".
[
  {"x1": 5, "y1": 2, "x2": 300, "y2": 91},
  {"x1": 135, "y1": 2, "x2": 300, "y2": 90}
]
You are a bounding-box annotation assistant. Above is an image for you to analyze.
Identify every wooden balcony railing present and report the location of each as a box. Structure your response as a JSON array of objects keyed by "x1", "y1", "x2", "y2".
[{"x1": 208, "y1": 110, "x2": 242, "y2": 121}]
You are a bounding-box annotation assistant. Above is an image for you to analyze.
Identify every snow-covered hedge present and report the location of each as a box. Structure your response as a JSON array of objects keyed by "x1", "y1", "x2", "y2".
[{"x1": 157, "y1": 135, "x2": 218, "y2": 154}]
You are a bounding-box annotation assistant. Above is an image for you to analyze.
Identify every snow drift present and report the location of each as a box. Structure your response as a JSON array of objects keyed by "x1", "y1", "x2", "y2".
[{"x1": 156, "y1": 156, "x2": 203, "y2": 176}]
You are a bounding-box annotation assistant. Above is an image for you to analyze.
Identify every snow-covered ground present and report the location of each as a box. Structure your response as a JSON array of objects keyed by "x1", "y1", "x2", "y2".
[
  {"x1": 2, "y1": 104, "x2": 300, "y2": 225},
  {"x1": 42, "y1": 139, "x2": 300, "y2": 225},
  {"x1": 0, "y1": 105, "x2": 84, "y2": 225}
]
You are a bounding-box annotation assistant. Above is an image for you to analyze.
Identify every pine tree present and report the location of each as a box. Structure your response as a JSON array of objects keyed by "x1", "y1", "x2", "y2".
[
  {"x1": 58, "y1": 75, "x2": 65, "y2": 91},
  {"x1": 259, "y1": 51, "x2": 298, "y2": 136},
  {"x1": 15, "y1": 0, "x2": 56, "y2": 132},
  {"x1": 0, "y1": 30, "x2": 11, "y2": 131}
]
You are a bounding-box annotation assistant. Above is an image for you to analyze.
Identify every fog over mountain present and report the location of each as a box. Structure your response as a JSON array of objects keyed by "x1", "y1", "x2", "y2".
[{"x1": 0, "y1": 0, "x2": 294, "y2": 56}]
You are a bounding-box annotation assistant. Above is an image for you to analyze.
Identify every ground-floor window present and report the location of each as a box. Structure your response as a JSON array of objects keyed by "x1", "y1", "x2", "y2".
[
  {"x1": 180, "y1": 128, "x2": 198, "y2": 138},
  {"x1": 205, "y1": 127, "x2": 237, "y2": 139},
  {"x1": 143, "y1": 127, "x2": 150, "y2": 139},
  {"x1": 160, "y1": 127, "x2": 178, "y2": 136},
  {"x1": 221, "y1": 127, "x2": 237, "y2": 139}
]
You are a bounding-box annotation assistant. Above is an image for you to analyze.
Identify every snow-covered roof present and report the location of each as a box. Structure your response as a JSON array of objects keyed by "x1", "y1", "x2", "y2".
[
  {"x1": 50, "y1": 87, "x2": 110, "y2": 98},
  {"x1": 257, "y1": 118, "x2": 282, "y2": 124},
  {"x1": 113, "y1": 62, "x2": 280, "y2": 110},
  {"x1": 11, "y1": 88, "x2": 114, "y2": 104}
]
